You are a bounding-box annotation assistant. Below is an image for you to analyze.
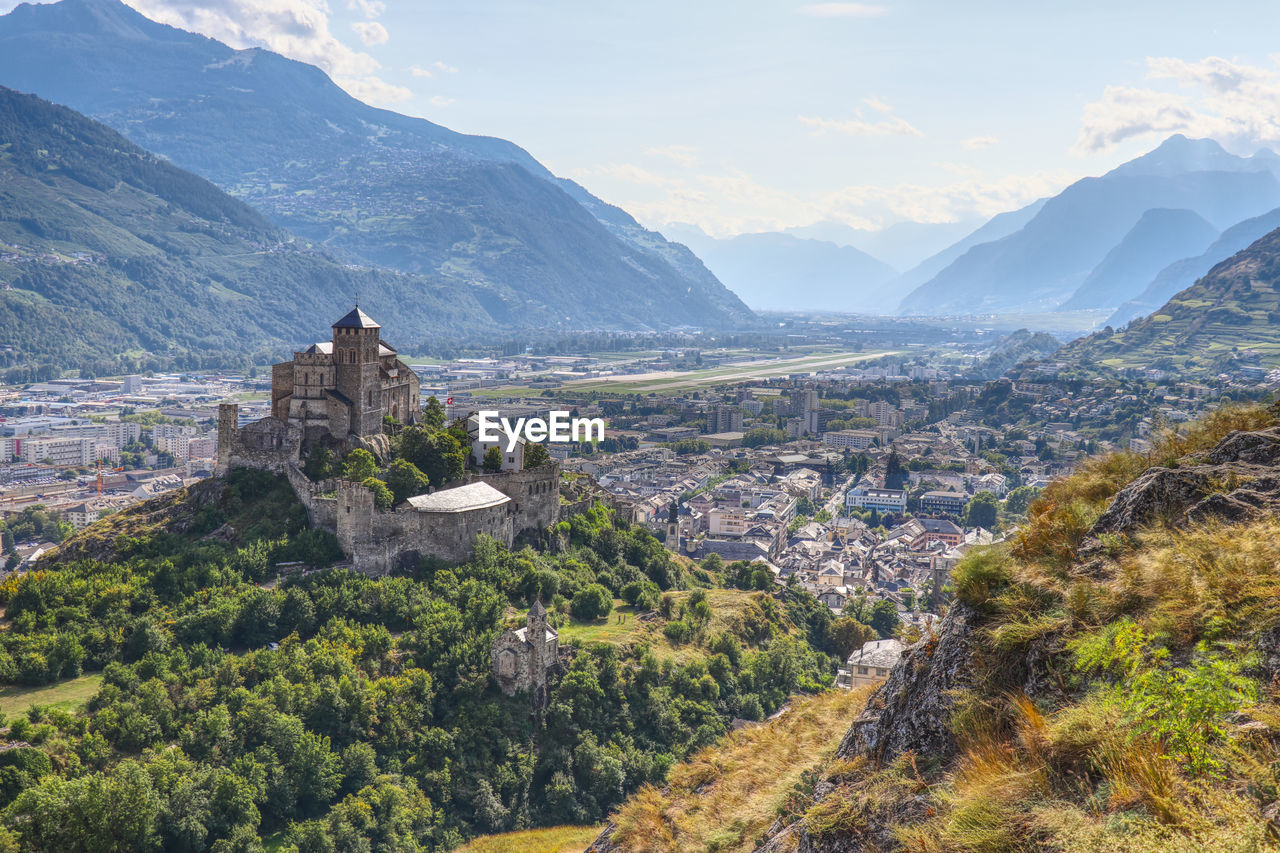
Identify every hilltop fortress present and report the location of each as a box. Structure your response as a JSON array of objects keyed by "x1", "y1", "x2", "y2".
[{"x1": 217, "y1": 307, "x2": 560, "y2": 574}]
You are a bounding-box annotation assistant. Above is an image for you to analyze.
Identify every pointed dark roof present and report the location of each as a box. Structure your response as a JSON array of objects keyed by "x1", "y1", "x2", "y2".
[
  {"x1": 529, "y1": 599, "x2": 547, "y2": 619},
  {"x1": 332, "y1": 306, "x2": 380, "y2": 329}
]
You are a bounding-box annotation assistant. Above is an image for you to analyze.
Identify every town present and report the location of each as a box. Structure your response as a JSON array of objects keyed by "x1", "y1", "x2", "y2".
[{"x1": 5, "y1": 323, "x2": 1273, "y2": 693}]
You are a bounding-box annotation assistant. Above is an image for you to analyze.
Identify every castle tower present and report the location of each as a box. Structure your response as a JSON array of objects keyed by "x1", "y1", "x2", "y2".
[{"x1": 331, "y1": 306, "x2": 383, "y2": 438}]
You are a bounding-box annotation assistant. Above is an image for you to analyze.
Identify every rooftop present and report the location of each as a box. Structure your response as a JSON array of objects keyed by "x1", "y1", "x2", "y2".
[
  {"x1": 407, "y1": 481, "x2": 510, "y2": 513},
  {"x1": 332, "y1": 306, "x2": 381, "y2": 329}
]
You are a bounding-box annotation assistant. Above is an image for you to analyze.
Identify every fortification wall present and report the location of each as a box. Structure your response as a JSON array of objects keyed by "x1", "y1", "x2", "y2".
[{"x1": 473, "y1": 463, "x2": 561, "y2": 534}]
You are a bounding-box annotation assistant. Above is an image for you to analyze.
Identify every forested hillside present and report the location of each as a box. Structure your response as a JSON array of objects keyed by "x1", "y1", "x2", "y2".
[
  {"x1": 0, "y1": 86, "x2": 503, "y2": 379},
  {"x1": 0, "y1": 466, "x2": 843, "y2": 851}
]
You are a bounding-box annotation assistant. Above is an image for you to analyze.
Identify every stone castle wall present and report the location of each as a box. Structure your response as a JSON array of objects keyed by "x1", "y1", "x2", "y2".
[{"x1": 217, "y1": 403, "x2": 561, "y2": 576}]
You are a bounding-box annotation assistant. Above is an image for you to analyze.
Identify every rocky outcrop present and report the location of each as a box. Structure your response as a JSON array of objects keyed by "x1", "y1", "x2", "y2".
[
  {"x1": 1088, "y1": 427, "x2": 1280, "y2": 544},
  {"x1": 836, "y1": 602, "x2": 978, "y2": 765}
]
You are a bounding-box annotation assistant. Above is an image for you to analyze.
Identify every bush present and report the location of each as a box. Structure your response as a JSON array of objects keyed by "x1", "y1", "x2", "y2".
[
  {"x1": 951, "y1": 547, "x2": 1013, "y2": 608},
  {"x1": 362, "y1": 477, "x2": 394, "y2": 510},
  {"x1": 571, "y1": 584, "x2": 612, "y2": 621},
  {"x1": 663, "y1": 620, "x2": 692, "y2": 643}
]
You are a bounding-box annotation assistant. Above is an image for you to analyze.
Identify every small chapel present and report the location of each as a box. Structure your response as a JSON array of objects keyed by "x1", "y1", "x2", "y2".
[{"x1": 491, "y1": 601, "x2": 560, "y2": 706}]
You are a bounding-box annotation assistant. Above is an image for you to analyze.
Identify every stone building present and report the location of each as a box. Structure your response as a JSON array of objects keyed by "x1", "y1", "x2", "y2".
[
  {"x1": 270, "y1": 306, "x2": 420, "y2": 442},
  {"x1": 214, "y1": 307, "x2": 564, "y2": 576},
  {"x1": 492, "y1": 600, "x2": 559, "y2": 706}
]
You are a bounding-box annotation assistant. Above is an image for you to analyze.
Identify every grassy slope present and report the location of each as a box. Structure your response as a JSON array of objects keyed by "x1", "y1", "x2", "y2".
[
  {"x1": 801, "y1": 403, "x2": 1280, "y2": 851},
  {"x1": 1052, "y1": 227, "x2": 1280, "y2": 377},
  {"x1": 555, "y1": 589, "x2": 776, "y2": 664},
  {"x1": 454, "y1": 825, "x2": 603, "y2": 853},
  {"x1": 0, "y1": 673, "x2": 102, "y2": 717},
  {"x1": 605, "y1": 687, "x2": 870, "y2": 853}
]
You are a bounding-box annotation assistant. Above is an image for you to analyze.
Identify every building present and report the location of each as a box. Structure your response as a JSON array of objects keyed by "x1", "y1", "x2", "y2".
[
  {"x1": 919, "y1": 517, "x2": 964, "y2": 547},
  {"x1": 466, "y1": 415, "x2": 525, "y2": 472},
  {"x1": 837, "y1": 638, "x2": 905, "y2": 689},
  {"x1": 491, "y1": 600, "x2": 560, "y2": 706},
  {"x1": 708, "y1": 406, "x2": 743, "y2": 434},
  {"x1": 919, "y1": 490, "x2": 968, "y2": 516},
  {"x1": 846, "y1": 486, "x2": 907, "y2": 513},
  {"x1": 269, "y1": 306, "x2": 421, "y2": 442},
  {"x1": 824, "y1": 429, "x2": 877, "y2": 450}
]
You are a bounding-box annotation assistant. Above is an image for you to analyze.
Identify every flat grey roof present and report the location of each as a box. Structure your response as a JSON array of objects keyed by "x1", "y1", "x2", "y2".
[{"x1": 407, "y1": 481, "x2": 510, "y2": 513}]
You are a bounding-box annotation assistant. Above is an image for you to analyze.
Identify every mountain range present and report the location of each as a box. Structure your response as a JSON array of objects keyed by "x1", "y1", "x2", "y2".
[
  {"x1": 0, "y1": 0, "x2": 752, "y2": 334},
  {"x1": 1031, "y1": 224, "x2": 1280, "y2": 377},
  {"x1": 897, "y1": 136, "x2": 1280, "y2": 316},
  {"x1": 660, "y1": 225, "x2": 899, "y2": 313},
  {"x1": 0, "y1": 85, "x2": 501, "y2": 376}
]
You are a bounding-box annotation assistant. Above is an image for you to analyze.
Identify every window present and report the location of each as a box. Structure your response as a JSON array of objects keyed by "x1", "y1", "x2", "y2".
[{"x1": 857, "y1": 666, "x2": 869, "y2": 674}]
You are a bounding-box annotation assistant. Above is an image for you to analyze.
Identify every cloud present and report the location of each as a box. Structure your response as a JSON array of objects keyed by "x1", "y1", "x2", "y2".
[
  {"x1": 644, "y1": 145, "x2": 699, "y2": 167},
  {"x1": 347, "y1": 0, "x2": 385, "y2": 18},
  {"x1": 428, "y1": 95, "x2": 455, "y2": 107},
  {"x1": 798, "y1": 114, "x2": 920, "y2": 136},
  {"x1": 352, "y1": 21, "x2": 388, "y2": 46},
  {"x1": 1074, "y1": 56, "x2": 1280, "y2": 154},
  {"x1": 961, "y1": 135, "x2": 999, "y2": 150},
  {"x1": 798, "y1": 3, "x2": 888, "y2": 18},
  {"x1": 570, "y1": 160, "x2": 1072, "y2": 237},
  {"x1": 121, "y1": 0, "x2": 410, "y2": 107},
  {"x1": 408, "y1": 61, "x2": 459, "y2": 78}
]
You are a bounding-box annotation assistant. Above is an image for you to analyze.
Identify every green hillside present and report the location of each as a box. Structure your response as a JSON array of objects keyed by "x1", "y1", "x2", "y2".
[
  {"x1": 0, "y1": 86, "x2": 501, "y2": 378},
  {"x1": 1036, "y1": 226, "x2": 1280, "y2": 378}
]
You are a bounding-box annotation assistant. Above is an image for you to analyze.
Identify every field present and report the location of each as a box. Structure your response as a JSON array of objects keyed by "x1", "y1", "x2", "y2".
[
  {"x1": 556, "y1": 589, "x2": 770, "y2": 663},
  {"x1": 604, "y1": 686, "x2": 870, "y2": 852},
  {"x1": 454, "y1": 824, "x2": 602, "y2": 853},
  {"x1": 0, "y1": 672, "x2": 103, "y2": 717}
]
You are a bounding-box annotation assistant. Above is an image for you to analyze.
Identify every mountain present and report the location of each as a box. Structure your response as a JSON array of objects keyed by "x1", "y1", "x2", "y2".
[
  {"x1": 1049, "y1": 225, "x2": 1280, "y2": 377},
  {"x1": 1057, "y1": 208, "x2": 1218, "y2": 311},
  {"x1": 1106, "y1": 205, "x2": 1280, "y2": 327},
  {"x1": 0, "y1": 85, "x2": 503, "y2": 376},
  {"x1": 897, "y1": 136, "x2": 1280, "y2": 315},
  {"x1": 785, "y1": 219, "x2": 981, "y2": 270},
  {"x1": 891, "y1": 198, "x2": 1048, "y2": 303},
  {"x1": 0, "y1": 0, "x2": 752, "y2": 331},
  {"x1": 968, "y1": 328, "x2": 1062, "y2": 380},
  {"x1": 662, "y1": 225, "x2": 899, "y2": 313}
]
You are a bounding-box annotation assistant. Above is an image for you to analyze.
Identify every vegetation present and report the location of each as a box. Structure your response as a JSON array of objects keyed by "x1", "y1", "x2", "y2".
[
  {"x1": 0, "y1": 470, "x2": 838, "y2": 851},
  {"x1": 454, "y1": 824, "x2": 602, "y2": 853},
  {"x1": 791, "y1": 402, "x2": 1280, "y2": 851},
  {"x1": 606, "y1": 687, "x2": 870, "y2": 853}
]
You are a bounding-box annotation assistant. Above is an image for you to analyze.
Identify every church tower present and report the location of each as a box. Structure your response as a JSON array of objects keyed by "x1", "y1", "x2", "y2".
[
  {"x1": 331, "y1": 306, "x2": 383, "y2": 437},
  {"x1": 526, "y1": 598, "x2": 549, "y2": 674}
]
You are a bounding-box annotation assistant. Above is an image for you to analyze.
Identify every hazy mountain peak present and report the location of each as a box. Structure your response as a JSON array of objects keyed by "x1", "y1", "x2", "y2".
[{"x1": 1110, "y1": 133, "x2": 1278, "y2": 178}]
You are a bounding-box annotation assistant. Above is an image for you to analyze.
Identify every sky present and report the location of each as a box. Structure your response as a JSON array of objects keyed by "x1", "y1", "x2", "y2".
[{"x1": 12, "y1": 0, "x2": 1280, "y2": 236}]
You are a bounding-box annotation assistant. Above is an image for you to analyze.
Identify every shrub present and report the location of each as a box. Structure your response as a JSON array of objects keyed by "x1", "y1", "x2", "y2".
[
  {"x1": 951, "y1": 548, "x2": 1013, "y2": 608},
  {"x1": 571, "y1": 583, "x2": 612, "y2": 621}
]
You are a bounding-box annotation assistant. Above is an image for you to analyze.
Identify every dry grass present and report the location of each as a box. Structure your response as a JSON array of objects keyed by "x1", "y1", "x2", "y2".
[
  {"x1": 453, "y1": 825, "x2": 603, "y2": 853},
  {"x1": 608, "y1": 687, "x2": 870, "y2": 853}
]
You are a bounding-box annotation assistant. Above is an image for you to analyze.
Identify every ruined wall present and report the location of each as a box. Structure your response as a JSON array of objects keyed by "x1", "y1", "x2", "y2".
[
  {"x1": 335, "y1": 479, "x2": 514, "y2": 575},
  {"x1": 474, "y1": 463, "x2": 561, "y2": 534}
]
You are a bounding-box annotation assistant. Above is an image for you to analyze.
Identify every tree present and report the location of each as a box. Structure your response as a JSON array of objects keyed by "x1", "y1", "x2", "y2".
[
  {"x1": 869, "y1": 600, "x2": 900, "y2": 639},
  {"x1": 421, "y1": 395, "x2": 446, "y2": 429},
  {"x1": 362, "y1": 477, "x2": 394, "y2": 510},
  {"x1": 742, "y1": 428, "x2": 788, "y2": 448},
  {"x1": 964, "y1": 491, "x2": 999, "y2": 530},
  {"x1": 482, "y1": 446, "x2": 503, "y2": 473},
  {"x1": 884, "y1": 451, "x2": 907, "y2": 490},
  {"x1": 341, "y1": 449, "x2": 378, "y2": 482},
  {"x1": 1003, "y1": 485, "x2": 1040, "y2": 518},
  {"x1": 384, "y1": 458, "x2": 430, "y2": 504},
  {"x1": 524, "y1": 442, "x2": 551, "y2": 468},
  {"x1": 571, "y1": 584, "x2": 613, "y2": 621},
  {"x1": 302, "y1": 446, "x2": 334, "y2": 482},
  {"x1": 829, "y1": 617, "x2": 877, "y2": 659},
  {"x1": 401, "y1": 427, "x2": 466, "y2": 487}
]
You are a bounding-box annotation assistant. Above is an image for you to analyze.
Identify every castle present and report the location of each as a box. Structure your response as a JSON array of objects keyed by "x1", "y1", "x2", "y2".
[
  {"x1": 270, "y1": 306, "x2": 420, "y2": 441},
  {"x1": 491, "y1": 600, "x2": 559, "y2": 706},
  {"x1": 217, "y1": 306, "x2": 560, "y2": 575}
]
